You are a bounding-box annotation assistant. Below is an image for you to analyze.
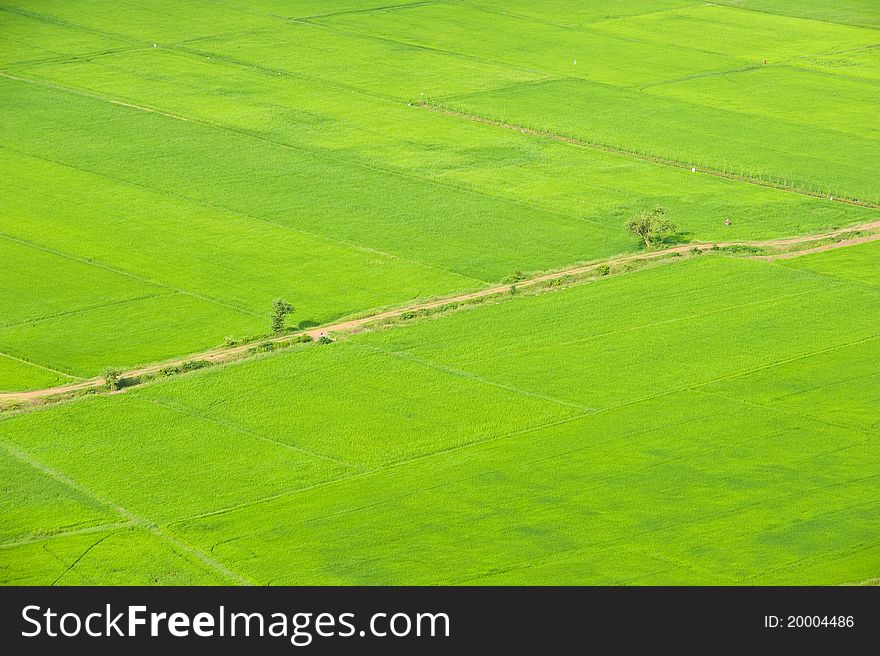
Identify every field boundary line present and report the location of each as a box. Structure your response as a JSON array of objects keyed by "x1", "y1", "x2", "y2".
[
  {"x1": 0, "y1": 350, "x2": 80, "y2": 380},
  {"x1": 0, "y1": 438, "x2": 252, "y2": 585},
  {"x1": 0, "y1": 521, "x2": 136, "y2": 550},
  {"x1": 1, "y1": 142, "x2": 489, "y2": 289},
  {"x1": 0, "y1": 68, "x2": 617, "y2": 236},
  {"x1": 139, "y1": 395, "x2": 359, "y2": 469},
  {"x1": 693, "y1": 388, "x2": 877, "y2": 439},
  {"x1": 709, "y1": 1, "x2": 880, "y2": 32},
  {"x1": 417, "y1": 103, "x2": 880, "y2": 207},
  {"x1": 0, "y1": 227, "x2": 263, "y2": 319},
  {"x1": 0, "y1": 292, "x2": 177, "y2": 330},
  {"x1": 359, "y1": 344, "x2": 595, "y2": 412},
  {"x1": 446, "y1": 285, "x2": 825, "y2": 369},
  {"x1": 168, "y1": 411, "x2": 595, "y2": 527},
  {"x1": 2, "y1": 219, "x2": 878, "y2": 404}
]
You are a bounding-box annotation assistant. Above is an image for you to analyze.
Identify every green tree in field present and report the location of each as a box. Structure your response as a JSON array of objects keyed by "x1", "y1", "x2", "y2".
[
  {"x1": 626, "y1": 206, "x2": 678, "y2": 248},
  {"x1": 102, "y1": 367, "x2": 122, "y2": 391},
  {"x1": 271, "y1": 298, "x2": 295, "y2": 335}
]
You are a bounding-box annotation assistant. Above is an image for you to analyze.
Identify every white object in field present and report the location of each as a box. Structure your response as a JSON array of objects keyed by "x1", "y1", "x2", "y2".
[
  {"x1": 830, "y1": 196, "x2": 834, "y2": 201},
  {"x1": 573, "y1": 59, "x2": 576, "y2": 65},
  {"x1": 691, "y1": 167, "x2": 696, "y2": 172},
  {"x1": 153, "y1": 43, "x2": 157, "y2": 48}
]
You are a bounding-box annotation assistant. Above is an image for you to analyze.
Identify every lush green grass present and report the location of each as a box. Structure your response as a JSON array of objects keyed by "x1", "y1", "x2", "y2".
[
  {"x1": 0, "y1": 528, "x2": 230, "y2": 585},
  {"x1": 589, "y1": 3, "x2": 878, "y2": 60},
  {"x1": 0, "y1": 354, "x2": 70, "y2": 392},
  {"x1": 0, "y1": 1, "x2": 877, "y2": 586},
  {"x1": 715, "y1": 0, "x2": 880, "y2": 29},
  {"x1": 781, "y1": 239, "x2": 880, "y2": 288},
  {"x1": 2, "y1": 253, "x2": 877, "y2": 584},
  {"x1": 444, "y1": 78, "x2": 880, "y2": 201},
  {"x1": 2, "y1": 0, "x2": 876, "y2": 388}
]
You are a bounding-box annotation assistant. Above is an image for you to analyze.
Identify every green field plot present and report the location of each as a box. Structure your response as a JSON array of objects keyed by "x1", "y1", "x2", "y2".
[
  {"x1": 644, "y1": 65, "x2": 879, "y2": 140},
  {"x1": 460, "y1": 0, "x2": 702, "y2": 27},
  {"x1": 0, "y1": 6, "x2": 126, "y2": 67},
  {"x1": 316, "y1": 2, "x2": 742, "y2": 87},
  {"x1": 795, "y1": 45, "x2": 880, "y2": 83},
  {"x1": 0, "y1": 354, "x2": 71, "y2": 392},
  {"x1": 187, "y1": 21, "x2": 545, "y2": 100},
  {"x1": 444, "y1": 78, "x2": 880, "y2": 201},
  {"x1": 781, "y1": 240, "x2": 880, "y2": 288},
  {"x1": 0, "y1": 1, "x2": 877, "y2": 586},
  {"x1": 715, "y1": 0, "x2": 880, "y2": 29},
  {"x1": 0, "y1": 394, "x2": 348, "y2": 522},
  {"x1": 589, "y1": 3, "x2": 879, "y2": 61},
  {"x1": 0, "y1": 528, "x2": 230, "y2": 585},
  {"x1": 0, "y1": 293, "x2": 259, "y2": 378},
  {"x1": 2, "y1": 252, "x2": 877, "y2": 585}
]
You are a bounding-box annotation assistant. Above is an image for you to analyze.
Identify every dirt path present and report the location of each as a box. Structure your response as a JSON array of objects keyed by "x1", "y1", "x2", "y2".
[{"x1": 2, "y1": 221, "x2": 878, "y2": 404}]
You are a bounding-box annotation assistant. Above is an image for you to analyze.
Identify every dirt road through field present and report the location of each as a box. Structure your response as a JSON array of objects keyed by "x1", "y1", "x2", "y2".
[{"x1": 2, "y1": 222, "x2": 878, "y2": 404}]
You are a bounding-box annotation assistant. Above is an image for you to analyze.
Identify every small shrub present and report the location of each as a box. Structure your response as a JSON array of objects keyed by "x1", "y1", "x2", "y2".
[
  {"x1": 102, "y1": 367, "x2": 122, "y2": 391},
  {"x1": 690, "y1": 247, "x2": 702, "y2": 255},
  {"x1": 597, "y1": 264, "x2": 610, "y2": 276},
  {"x1": 503, "y1": 270, "x2": 527, "y2": 284},
  {"x1": 317, "y1": 336, "x2": 333, "y2": 345},
  {"x1": 160, "y1": 360, "x2": 210, "y2": 376},
  {"x1": 401, "y1": 311, "x2": 416, "y2": 320}
]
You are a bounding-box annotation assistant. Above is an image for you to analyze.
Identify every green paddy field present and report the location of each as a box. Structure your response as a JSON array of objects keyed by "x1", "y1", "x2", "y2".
[{"x1": 1, "y1": 0, "x2": 877, "y2": 585}]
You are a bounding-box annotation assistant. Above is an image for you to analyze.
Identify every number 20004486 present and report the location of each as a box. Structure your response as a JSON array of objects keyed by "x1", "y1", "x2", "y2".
[{"x1": 764, "y1": 616, "x2": 854, "y2": 628}]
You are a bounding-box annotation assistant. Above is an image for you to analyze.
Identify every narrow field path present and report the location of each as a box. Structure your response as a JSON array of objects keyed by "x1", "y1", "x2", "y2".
[{"x1": 2, "y1": 221, "x2": 878, "y2": 404}]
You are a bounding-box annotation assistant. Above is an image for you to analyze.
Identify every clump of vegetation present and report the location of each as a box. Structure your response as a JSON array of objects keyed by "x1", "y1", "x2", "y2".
[
  {"x1": 271, "y1": 298, "x2": 294, "y2": 335},
  {"x1": 102, "y1": 367, "x2": 122, "y2": 391},
  {"x1": 317, "y1": 336, "x2": 333, "y2": 344},
  {"x1": 249, "y1": 340, "x2": 277, "y2": 354},
  {"x1": 626, "y1": 206, "x2": 678, "y2": 248},
  {"x1": 509, "y1": 285, "x2": 518, "y2": 295},
  {"x1": 224, "y1": 335, "x2": 237, "y2": 347},
  {"x1": 545, "y1": 275, "x2": 573, "y2": 289},
  {"x1": 401, "y1": 311, "x2": 416, "y2": 320},
  {"x1": 160, "y1": 360, "x2": 210, "y2": 377},
  {"x1": 503, "y1": 270, "x2": 527, "y2": 284},
  {"x1": 716, "y1": 244, "x2": 765, "y2": 255},
  {"x1": 690, "y1": 247, "x2": 702, "y2": 255}
]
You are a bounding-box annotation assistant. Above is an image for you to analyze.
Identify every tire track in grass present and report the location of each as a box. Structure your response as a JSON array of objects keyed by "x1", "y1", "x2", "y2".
[{"x1": 0, "y1": 438, "x2": 252, "y2": 585}]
